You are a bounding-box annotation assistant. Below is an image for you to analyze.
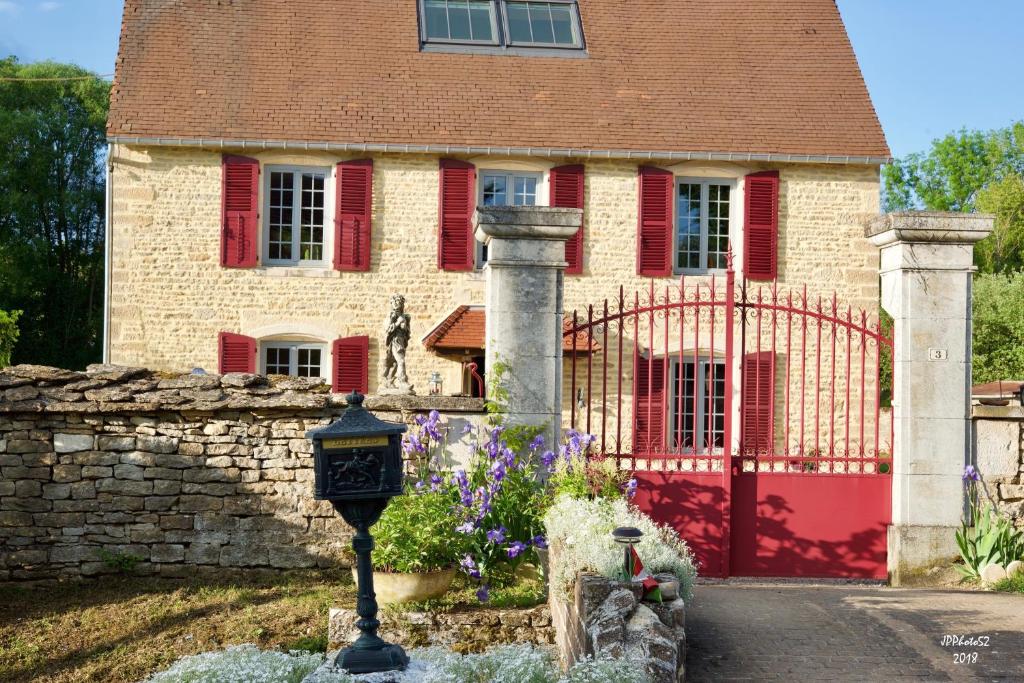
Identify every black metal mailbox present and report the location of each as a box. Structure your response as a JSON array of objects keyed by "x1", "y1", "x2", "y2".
[
  {"x1": 310, "y1": 393, "x2": 405, "y2": 501},
  {"x1": 306, "y1": 392, "x2": 409, "y2": 675}
]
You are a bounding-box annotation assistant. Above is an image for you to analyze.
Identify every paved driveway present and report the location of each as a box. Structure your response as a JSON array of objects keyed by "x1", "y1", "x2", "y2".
[{"x1": 684, "y1": 584, "x2": 1024, "y2": 681}]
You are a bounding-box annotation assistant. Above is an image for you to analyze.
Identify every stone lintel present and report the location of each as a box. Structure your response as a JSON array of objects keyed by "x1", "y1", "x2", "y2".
[
  {"x1": 865, "y1": 211, "x2": 994, "y2": 246},
  {"x1": 475, "y1": 206, "x2": 583, "y2": 243}
]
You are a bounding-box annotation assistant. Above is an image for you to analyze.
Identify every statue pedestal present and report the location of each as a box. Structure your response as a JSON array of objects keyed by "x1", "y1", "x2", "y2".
[{"x1": 377, "y1": 385, "x2": 416, "y2": 397}]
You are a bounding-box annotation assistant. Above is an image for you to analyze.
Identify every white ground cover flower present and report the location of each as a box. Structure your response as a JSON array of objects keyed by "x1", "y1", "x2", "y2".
[
  {"x1": 559, "y1": 655, "x2": 650, "y2": 683},
  {"x1": 543, "y1": 494, "x2": 698, "y2": 600},
  {"x1": 143, "y1": 644, "x2": 324, "y2": 683}
]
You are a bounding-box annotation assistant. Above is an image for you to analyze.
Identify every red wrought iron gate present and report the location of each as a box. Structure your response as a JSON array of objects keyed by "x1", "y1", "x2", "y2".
[{"x1": 564, "y1": 264, "x2": 894, "y2": 578}]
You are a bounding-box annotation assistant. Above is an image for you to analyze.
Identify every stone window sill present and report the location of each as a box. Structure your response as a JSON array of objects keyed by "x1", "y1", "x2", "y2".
[{"x1": 254, "y1": 267, "x2": 340, "y2": 279}]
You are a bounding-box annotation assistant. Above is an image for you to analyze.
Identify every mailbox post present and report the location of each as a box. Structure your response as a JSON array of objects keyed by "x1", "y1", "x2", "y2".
[{"x1": 308, "y1": 392, "x2": 409, "y2": 674}]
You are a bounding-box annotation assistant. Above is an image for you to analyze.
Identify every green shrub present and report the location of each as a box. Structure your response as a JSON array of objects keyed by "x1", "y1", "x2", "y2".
[
  {"x1": 371, "y1": 485, "x2": 466, "y2": 573},
  {"x1": 0, "y1": 309, "x2": 21, "y2": 368},
  {"x1": 972, "y1": 272, "x2": 1024, "y2": 384}
]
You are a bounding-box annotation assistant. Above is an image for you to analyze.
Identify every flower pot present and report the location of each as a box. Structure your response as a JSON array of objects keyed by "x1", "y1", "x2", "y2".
[{"x1": 354, "y1": 567, "x2": 456, "y2": 604}]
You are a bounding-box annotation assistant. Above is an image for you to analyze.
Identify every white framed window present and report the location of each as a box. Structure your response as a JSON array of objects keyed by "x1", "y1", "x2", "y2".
[
  {"x1": 261, "y1": 341, "x2": 326, "y2": 379},
  {"x1": 669, "y1": 358, "x2": 726, "y2": 453},
  {"x1": 263, "y1": 166, "x2": 331, "y2": 267},
  {"x1": 675, "y1": 178, "x2": 734, "y2": 274},
  {"x1": 420, "y1": 0, "x2": 584, "y2": 51},
  {"x1": 476, "y1": 169, "x2": 543, "y2": 267}
]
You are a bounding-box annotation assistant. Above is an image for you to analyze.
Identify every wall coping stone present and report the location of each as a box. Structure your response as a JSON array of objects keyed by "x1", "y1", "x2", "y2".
[
  {"x1": 0, "y1": 364, "x2": 485, "y2": 415},
  {"x1": 972, "y1": 405, "x2": 1024, "y2": 420}
]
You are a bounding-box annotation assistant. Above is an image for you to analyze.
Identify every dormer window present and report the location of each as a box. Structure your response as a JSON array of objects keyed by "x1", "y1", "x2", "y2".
[{"x1": 420, "y1": 0, "x2": 584, "y2": 54}]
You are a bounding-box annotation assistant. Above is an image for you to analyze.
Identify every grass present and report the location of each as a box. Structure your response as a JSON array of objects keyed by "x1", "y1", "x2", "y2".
[
  {"x1": 992, "y1": 571, "x2": 1024, "y2": 594},
  {"x1": 0, "y1": 571, "x2": 355, "y2": 683},
  {"x1": 0, "y1": 570, "x2": 547, "y2": 682}
]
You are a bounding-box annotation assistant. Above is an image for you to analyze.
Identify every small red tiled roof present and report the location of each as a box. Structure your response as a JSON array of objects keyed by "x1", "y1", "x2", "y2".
[
  {"x1": 108, "y1": 0, "x2": 889, "y2": 160},
  {"x1": 423, "y1": 306, "x2": 599, "y2": 353},
  {"x1": 971, "y1": 380, "x2": 1024, "y2": 398}
]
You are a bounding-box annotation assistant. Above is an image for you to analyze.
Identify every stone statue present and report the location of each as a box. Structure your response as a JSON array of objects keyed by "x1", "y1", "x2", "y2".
[{"x1": 380, "y1": 293, "x2": 414, "y2": 395}]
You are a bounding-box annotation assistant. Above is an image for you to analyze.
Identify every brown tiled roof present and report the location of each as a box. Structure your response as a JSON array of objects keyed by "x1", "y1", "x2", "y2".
[
  {"x1": 423, "y1": 306, "x2": 599, "y2": 353},
  {"x1": 108, "y1": 0, "x2": 889, "y2": 160}
]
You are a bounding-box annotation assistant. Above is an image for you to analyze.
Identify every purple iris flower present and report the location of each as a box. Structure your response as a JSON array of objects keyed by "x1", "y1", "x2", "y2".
[
  {"x1": 962, "y1": 465, "x2": 981, "y2": 482},
  {"x1": 414, "y1": 414, "x2": 426, "y2": 426},
  {"x1": 506, "y1": 541, "x2": 527, "y2": 559},
  {"x1": 486, "y1": 527, "x2": 506, "y2": 544},
  {"x1": 490, "y1": 459, "x2": 506, "y2": 483},
  {"x1": 531, "y1": 535, "x2": 548, "y2": 549},
  {"x1": 460, "y1": 554, "x2": 481, "y2": 579},
  {"x1": 529, "y1": 434, "x2": 545, "y2": 451},
  {"x1": 456, "y1": 521, "x2": 476, "y2": 534},
  {"x1": 414, "y1": 480, "x2": 425, "y2": 491},
  {"x1": 461, "y1": 422, "x2": 474, "y2": 435},
  {"x1": 541, "y1": 450, "x2": 556, "y2": 469},
  {"x1": 625, "y1": 478, "x2": 639, "y2": 499},
  {"x1": 476, "y1": 584, "x2": 490, "y2": 602}
]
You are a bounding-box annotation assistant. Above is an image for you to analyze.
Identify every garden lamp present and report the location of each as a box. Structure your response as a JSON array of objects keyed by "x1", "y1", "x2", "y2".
[
  {"x1": 429, "y1": 371, "x2": 443, "y2": 396},
  {"x1": 611, "y1": 526, "x2": 643, "y2": 581}
]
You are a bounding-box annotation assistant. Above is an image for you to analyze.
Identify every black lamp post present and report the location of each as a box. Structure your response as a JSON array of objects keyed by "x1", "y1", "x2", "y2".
[{"x1": 308, "y1": 392, "x2": 409, "y2": 675}]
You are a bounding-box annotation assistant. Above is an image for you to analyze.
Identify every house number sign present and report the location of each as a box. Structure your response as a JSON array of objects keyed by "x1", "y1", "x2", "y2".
[{"x1": 928, "y1": 348, "x2": 948, "y2": 361}]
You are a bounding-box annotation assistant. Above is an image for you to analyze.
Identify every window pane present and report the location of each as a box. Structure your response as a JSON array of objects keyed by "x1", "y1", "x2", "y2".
[
  {"x1": 706, "y1": 362, "x2": 726, "y2": 449},
  {"x1": 269, "y1": 172, "x2": 294, "y2": 262},
  {"x1": 677, "y1": 183, "x2": 701, "y2": 270},
  {"x1": 549, "y1": 3, "x2": 574, "y2": 43},
  {"x1": 424, "y1": 0, "x2": 449, "y2": 38},
  {"x1": 469, "y1": 2, "x2": 494, "y2": 39},
  {"x1": 528, "y1": 3, "x2": 554, "y2": 44},
  {"x1": 506, "y1": 2, "x2": 532, "y2": 41},
  {"x1": 672, "y1": 362, "x2": 699, "y2": 450},
  {"x1": 513, "y1": 175, "x2": 537, "y2": 205},
  {"x1": 447, "y1": 0, "x2": 472, "y2": 39},
  {"x1": 265, "y1": 347, "x2": 291, "y2": 375},
  {"x1": 482, "y1": 174, "x2": 508, "y2": 206},
  {"x1": 299, "y1": 173, "x2": 325, "y2": 262},
  {"x1": 707, "y1": 184, "x2": 730, "y2": 269},
  {"x1": 297, "y1": 348, "x2": 322, "y2": 378}
]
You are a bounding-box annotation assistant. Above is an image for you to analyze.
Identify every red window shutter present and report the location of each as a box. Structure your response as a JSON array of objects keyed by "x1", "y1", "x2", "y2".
[
  {"x1": 335, "y1": 159, "x2": 373, "y2": 272},
  {"x1": 332, "y1": 335, "x2": 369, "y2": 394},
  {"x1": 632, "y1": 348, "x2": 666, "y2": 454},
  {"x1": 221, "y1": 155, "x2": 259, "y2": 268},
  {"x1": 741, "y1": 351, "x2": 775, "y2": 455},
  {"x1": 637, "y1": 166, "x2": 673, "y2": 276},
  {"x1": 438, "y1": 159, "x2": 476, "y2": 271},
  {"x1": 551, "y1": 164, "x2": 585, "y2": 274},
  {"x1": 743, "y1": 171, "x2": 780, "y2": 280},
  {"x1": 218, "y1": 332, "x2": 256, "y2": 374}
]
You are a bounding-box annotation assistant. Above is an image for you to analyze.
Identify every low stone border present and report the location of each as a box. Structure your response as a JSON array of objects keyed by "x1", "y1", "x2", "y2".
[
  {"x1": 550, "y1": 572, "x2": 687, "y2": 683},
  {"x1": 328, "y1": 605, "x2": 553, "y2": 652}
]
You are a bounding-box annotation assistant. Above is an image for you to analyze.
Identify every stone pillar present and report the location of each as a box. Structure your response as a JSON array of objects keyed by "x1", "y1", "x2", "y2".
[
  {"x1": 476, "y1": 206, "x2": 583, "y2": 449},
  {"x1": 866, "y1": 212, "x2": 993, "y2": 585}
]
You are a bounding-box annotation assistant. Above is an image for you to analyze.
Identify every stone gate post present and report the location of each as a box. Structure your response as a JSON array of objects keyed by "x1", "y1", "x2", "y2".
[
  {"x1": 867, "y1": 212, "x2": 993, "y2": 585},
  {"x1": 476, "y1": 206, "x2": 583, "y2": 449}
]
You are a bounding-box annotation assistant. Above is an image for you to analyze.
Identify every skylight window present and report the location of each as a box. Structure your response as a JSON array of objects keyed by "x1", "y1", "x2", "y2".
[{"x1": 420, "y1": 0, "x2": 584, "y2": 52}]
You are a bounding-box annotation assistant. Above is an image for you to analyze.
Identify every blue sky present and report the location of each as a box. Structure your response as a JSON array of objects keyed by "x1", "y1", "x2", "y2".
[{"x1": 0, "y1": 0, "x2": 1021, "y2": 158}]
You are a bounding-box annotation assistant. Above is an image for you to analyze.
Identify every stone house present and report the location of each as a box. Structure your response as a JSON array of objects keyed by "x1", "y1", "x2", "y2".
[{"x1": 106, "y1": 0, "x2": 889, "y2": 443}]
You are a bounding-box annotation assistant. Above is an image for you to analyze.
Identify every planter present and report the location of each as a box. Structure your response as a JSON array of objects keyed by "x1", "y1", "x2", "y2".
[{"x1": 354, "y1": 567, "x2": 456, "y2": 605}]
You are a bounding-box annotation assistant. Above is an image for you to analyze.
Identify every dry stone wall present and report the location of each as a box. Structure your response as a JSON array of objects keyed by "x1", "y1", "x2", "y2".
[
  {"x1": 973, "y1": 405, "x2": 1024, "y2": 526},
  {"x1": 0, "y1": 364, "x2": 485, "y2": 581}
]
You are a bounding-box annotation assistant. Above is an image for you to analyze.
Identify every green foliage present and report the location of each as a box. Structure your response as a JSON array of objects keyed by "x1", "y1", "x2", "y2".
[
  {"x1": 98, "y1": 549, "x2": 144, "y2": 574},
  {"x1": 0, "y1": 57, "x2": 108, "y2": 368},
  {"x1": 992, "y1": 571, "x2": 1024, "y2": 594},
  {"x1": 0, "y1": 308, "x2": 21, "y2": 368},
  {"x1": 281, "y1": 632, "x2": 328, "y2": 654},
  {"x1": 955, "y1": 473, "x2": 1024, "y2": 581},
  {"x1": 549, "y1": 452, "x2": 631, "y2": 502},
  {"x1": 971, "y1": 272, "x2": 1024, "y2": 383},
  {"x1": 371, "y1": 485, "x2": 466, "y2": 573},
  {"x1": 883, "y1": 123, "x2": 1024, "y2": 275},
  {"x1": 975, "y1": 173, "x2": 1024, "y2": 273}
]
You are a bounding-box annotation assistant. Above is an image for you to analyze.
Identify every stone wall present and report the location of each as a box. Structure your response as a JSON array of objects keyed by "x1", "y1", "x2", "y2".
[
  {"x1": 550, "y1": 572, "x2": 687, "y2": 683},
  {"x1": 328, "y1": 605, "x2": 553, "y2": 652},
  {"x1": 110, "y1": 145, "x2": 880, "y2": 398},
  {"x1": 0, "y1": 364, "x2": 485, "y2": 581},
  {"x1": 973, "y1": 405, "x2": 1024, "y2": 526}
]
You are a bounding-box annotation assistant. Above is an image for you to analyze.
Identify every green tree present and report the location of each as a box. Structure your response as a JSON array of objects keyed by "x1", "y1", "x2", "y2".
[
  {"x1": 0, "y1": 57, "x2": 108, "y2": 368},
  {"x1": 975, "y1": 173, "x2": 1024, "y2": 273},
  {"x1": 0, "y1": 309, "x2": 20, "y2": 368},
  {"x1": 972, "y1": 272, "x2": 1024, "y2": 384}
]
